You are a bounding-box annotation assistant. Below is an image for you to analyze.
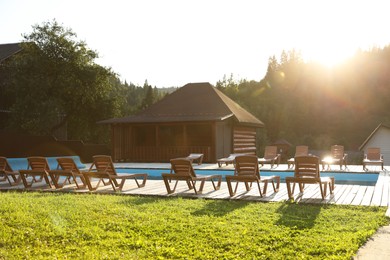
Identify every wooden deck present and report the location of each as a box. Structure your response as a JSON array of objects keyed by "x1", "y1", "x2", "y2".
[{"x1": 1, "y1": 163, "x2": 389, "y2": 207}]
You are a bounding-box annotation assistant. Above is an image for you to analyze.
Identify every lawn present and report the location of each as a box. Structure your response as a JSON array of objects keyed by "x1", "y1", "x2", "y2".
[{"x1": 0, "y1": 192, "x2": 388, "y2": 259}]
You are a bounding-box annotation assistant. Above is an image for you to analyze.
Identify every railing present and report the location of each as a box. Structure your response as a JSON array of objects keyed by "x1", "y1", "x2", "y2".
[{"x1": 115, "y1": 146, "x2": 211, "y2": 162}]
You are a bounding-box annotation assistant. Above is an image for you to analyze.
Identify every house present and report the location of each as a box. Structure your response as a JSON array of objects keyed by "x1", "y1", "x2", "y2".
[
  {"x1": 99, "y1": 82, "x2": 265, "y2": 162},
  {"x1": 359, "y1": 123, "x2": 390, "y2": 165}
]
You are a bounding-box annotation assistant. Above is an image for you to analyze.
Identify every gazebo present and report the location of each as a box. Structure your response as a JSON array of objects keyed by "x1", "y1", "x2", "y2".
[{"x1": 99, "y1": 82, "x2": 264, "y2": 162}]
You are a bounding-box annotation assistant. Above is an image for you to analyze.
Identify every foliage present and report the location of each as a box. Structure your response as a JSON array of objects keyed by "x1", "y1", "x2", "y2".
[
  {"x1": 3, "y1": 20, "x2": 123, "y2": 142},
  {"x1": 216, "y1": 46, "x2": 390, "y2": 153},
  {"x1": 0, "y1": 192, "x2": 388, "y2": 259}
]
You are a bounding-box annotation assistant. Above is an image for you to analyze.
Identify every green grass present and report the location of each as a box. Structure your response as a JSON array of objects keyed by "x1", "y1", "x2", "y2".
[{"x1": 0, "y1": 192, "x2": 388, "y2": 259}]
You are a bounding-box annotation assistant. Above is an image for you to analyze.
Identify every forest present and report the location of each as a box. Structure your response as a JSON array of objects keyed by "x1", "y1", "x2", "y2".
[
  {"x1": 2, "y1": 21, "x2": 390, "y2": 153},
  {"x1": 216, "y1": 48, "x2": 390, "y2": 151}
]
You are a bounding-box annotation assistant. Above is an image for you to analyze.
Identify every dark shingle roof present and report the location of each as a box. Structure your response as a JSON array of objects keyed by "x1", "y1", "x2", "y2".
[
  {"x1": 100, "y1": 82, "x2": 264, "y2": 127},
  {"x1": 0, "y1": 43, "x2": 22, "y2": 62}
]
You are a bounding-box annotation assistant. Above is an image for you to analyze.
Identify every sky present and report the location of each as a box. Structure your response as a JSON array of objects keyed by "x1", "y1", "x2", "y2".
[{"x1": 1, "y1": 0, "x2": 390, "y2": 88}]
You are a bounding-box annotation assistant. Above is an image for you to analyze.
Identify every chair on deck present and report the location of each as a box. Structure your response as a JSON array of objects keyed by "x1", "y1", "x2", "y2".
[
  {"x1": 18, "y1": 157, "x2": 54, "y2": 188},
  {"x1": 258, "y1": 146, "x2": 281, "y2": 168},
  {"x1": 321, "y1": 145, "x2": 348, "y2": 170},
  {"x1": 162, "y1": 158, "x2": 222, "y2": 195},
  {"x1": 226, "y1": 155, "x2": 280, "y2": 197},
  {"x1": 286, "y1": 155, "x2": 334, "y2": 200},
  {"x1": 83, "y1": 155, "x2": 147, "y2": 191},
  {"x1": 0, "y1": 157, "x2": 21, "y2": 186},
  {"x1": 185, "y1": 153, "x2": 204, "y2": 165},
  {"x1": 363, "y1": 147, "x2": 384, "y2": 171},
  {"x1": 48, "y1": 157, "x2": 87, "y2": 189},
  {"x1": 287, "y1": 146, "x2": 309, "y2": 169},
  {"x1": 217, "y1": 153, "x2": 244, "y2": 167}
]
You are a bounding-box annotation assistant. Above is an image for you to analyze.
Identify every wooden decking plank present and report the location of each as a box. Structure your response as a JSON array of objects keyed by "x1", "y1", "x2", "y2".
[
  {"x1": 351, "y1": 185, "x2": 369, "y2": 206},
  {"x1": 371, "y1": 174, "x2": 385, "y2": 206},
  {"x1": 340, "y1": 185, "x2": 360, "y2": 205},
  {"x1": 380, "y1": 175, "x2": 390, "y2": 207},
  {"x1": 360, "y1": 186, "x2": 375, "y2": 206},
  {"x1": 334, "y1": 185, "x2": 354, "y2": 204}
]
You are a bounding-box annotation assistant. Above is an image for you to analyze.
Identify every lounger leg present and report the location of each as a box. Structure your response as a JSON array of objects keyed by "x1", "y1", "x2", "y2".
[
  {"x1": 211, "y1": 176, "x2": 222, "y2": 190},
  {"x1": 286, "y1": 180, "x2": 293, "y2": 199},
  {"x1": 274, "y1": 176, "x2": 280, "y2": 192},
  {"x1": 226, "y1": 178, "x2": 235, "y2": 197},
  {"x1": 319, "y1": 183, "x2": 325, "y2": 199},
  {"x1": 133, "y1": 175, "x2": 147, "y2": 188},
  {"x1": 244, "y1": 182, "x2": 251, "y2": 191},
  {"x1": 197, "y1": 180, "x2": 206, "y2": 194},
  {"x1": 74, "y1": 176, "x2": 87, "y2": 189},
  {"x1": 162, "y1": 176, "x2": 176, "y2": 194},
  {"x1": 7, "y1": 174, "x2": 21, "y2": 186},
  {"x1": 262, "y1": 180, "x2": 268, "y2": 195},
  {"x1": 256, "y1": 181, "x2": 263, "y2": 197},
  {"x1": 20, "y1": 173, "x2": 33, "y2": 188},
  {"x1": 43, "y1": 174, "x2": 54, "y2": 189}
]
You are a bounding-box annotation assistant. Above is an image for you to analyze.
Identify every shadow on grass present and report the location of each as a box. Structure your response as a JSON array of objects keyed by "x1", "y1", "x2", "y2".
[
  {"x1": 275, "y1": 202, "x2": 322, "y2": 229},
  {"x1": 118, "y1": 196, "x2": 164, "y2": 206},
  {"x1": 191, "y1": 200, "x2": 249, "y2": 217}
]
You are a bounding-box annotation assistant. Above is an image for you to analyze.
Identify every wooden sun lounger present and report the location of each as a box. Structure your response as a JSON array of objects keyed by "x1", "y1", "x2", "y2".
[
  {"x1": 217, "y1": 153, "x2": 245, "y2": 167},
  {"x1": 286, "y1": 156, "x2": 334, "y2": 201},
  {"x1": 48, "y1": 157, "x2": 87, "y2": 189},
  {"x1": 18, "y1": 157, "x2": 54, "y2": 188},
  {"x1": 162, "y1": 158, "x2": 222, "y2": 195},
  {"x1": 287, "y1": 145, "x2": 309, "y2": 169},
  {"x1": 363, "y1": 147, "x2": 384, "y2": 170},
  {"x1": 0, "y1": 157, "x2": 21, "y2": 186},
  {"x1": 83, "y1": 155, "x2": 148, "y2": 191},
  {"x1": 322, "y1": 145, "x2": 348, "y2": 170},
  {"x1": 226, "y1": 155, "x2": 280, "y2": 197},
  {"x1": 185, "y1": 153, "x2": 204, "y2": 165},
  {"x1": 258, "y1": 146, "x2": 281, "y2": 168}
]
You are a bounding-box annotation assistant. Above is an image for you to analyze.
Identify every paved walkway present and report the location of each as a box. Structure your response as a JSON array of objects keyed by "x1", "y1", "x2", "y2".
[{"x1": 354, "y1": 222, "x2": 390, "y2": 259}]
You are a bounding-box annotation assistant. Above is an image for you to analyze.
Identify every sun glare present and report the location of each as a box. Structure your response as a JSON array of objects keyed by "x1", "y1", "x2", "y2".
[{"x1": 302, "y1": 47, "x2": 354, "y2": 68}]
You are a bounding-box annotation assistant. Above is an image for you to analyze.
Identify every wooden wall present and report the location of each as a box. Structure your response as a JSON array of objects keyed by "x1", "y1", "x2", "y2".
[{"x1": 232, "y1": 126, "x2": 257, "y2": 155}]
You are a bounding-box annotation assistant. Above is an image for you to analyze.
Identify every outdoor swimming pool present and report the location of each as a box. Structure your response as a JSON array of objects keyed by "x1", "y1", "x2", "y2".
[{"x1": 117, "y1": 168, "x2": 379, "y2": 186}]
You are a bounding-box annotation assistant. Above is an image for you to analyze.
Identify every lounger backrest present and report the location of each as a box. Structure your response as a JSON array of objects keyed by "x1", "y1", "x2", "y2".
[
  {"x1": 0, "y1": 157, "x2": 13, "y2": 172},
  {"x1": 366, "y1": 148, "x2": 381, "y2": 160},
  {"x1": 92, "y1": 155, "x2": 117, "y2": 176},
  {"x1": 234, "y1": 155, "x2": 260, "y2": 178},
  {"x1": 264, "y1": 146, "x2": 278, "y2": 159},
  {"x1": 295, "y1": 146, "x2": 309, "y2": 157},
  {"x1": 294, "y1": 156, "x2": 320, "y2": 179},
  {"x1": 331, "y1": 145, "x2": 344, "y2": 160},
  {"x1": 27, "y1": 157, "x2": 50, "y2": 171},
  {"x1": 170, "y1": 158, "x2": 196, "y2": 177},
  {"x1": 57, "y1": 157, "x2": 79, "y2": 173}
]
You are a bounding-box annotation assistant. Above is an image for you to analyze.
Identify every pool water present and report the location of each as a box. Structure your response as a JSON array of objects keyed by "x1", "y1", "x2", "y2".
[{"x1": 117, "y1": 169, "x2": 379, "y2": 186}]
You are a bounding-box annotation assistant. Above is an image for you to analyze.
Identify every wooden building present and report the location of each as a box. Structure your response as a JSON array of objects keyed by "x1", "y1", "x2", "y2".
[{"x1": 100, "y1": 82, "x2": 264, "y2": 162}]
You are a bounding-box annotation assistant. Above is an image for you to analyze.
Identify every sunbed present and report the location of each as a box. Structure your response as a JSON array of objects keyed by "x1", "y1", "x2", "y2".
[
  {"x1": 0, "y1": 157, "x2": 21, "y2": 186},
  {"x1": 258, "y1": 146, "x2": 281, "y2": 168},
  {"x1": 286, "y1": 155, "x2": 334, "y2": 200},
  {"x1": 226, "y1": 155, "x2": 280, "y2": 197},
  {"x1": 162, "y1": 158, "x2": 222, "y2": 194},
  {"x1": 83, "y1": 155, "x2": 147, "y2": 191}
]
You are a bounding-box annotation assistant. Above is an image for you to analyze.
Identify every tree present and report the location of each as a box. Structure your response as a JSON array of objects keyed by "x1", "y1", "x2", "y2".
[
  {"x1": 140, "y1": 80, "x2": 155, "y2": 109},
  {"x1": 4, "y1": 20, "x2": 123, "y2": 142}
]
